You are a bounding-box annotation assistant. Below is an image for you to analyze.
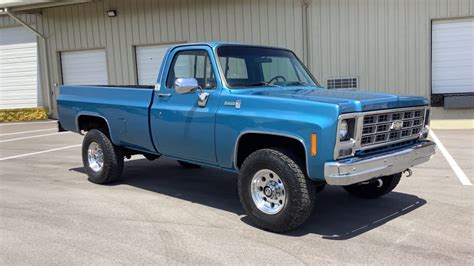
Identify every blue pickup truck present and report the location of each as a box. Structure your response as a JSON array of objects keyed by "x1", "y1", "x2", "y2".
[{"x1": 58, "y1": 42, "x2": 436, "y2": 232}]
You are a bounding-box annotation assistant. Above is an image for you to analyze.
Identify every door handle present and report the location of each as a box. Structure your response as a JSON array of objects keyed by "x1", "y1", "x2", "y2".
[{"x1": 158, "y1": 93, "x2": 171, "y2": 97}]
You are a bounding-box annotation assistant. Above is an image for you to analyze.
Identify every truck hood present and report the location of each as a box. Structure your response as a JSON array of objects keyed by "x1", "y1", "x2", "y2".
[{"x1": 233, "y1": 87, "x2": 429, "y2": 113}]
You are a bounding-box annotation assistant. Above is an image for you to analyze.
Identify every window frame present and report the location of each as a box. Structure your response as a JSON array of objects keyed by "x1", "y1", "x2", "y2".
[
  {"x1": 165, "y1": 49, "x2": 217, "y2": 90},
  {"x1": 216, "y1": 45, "x2": 320, "y2": 89}
]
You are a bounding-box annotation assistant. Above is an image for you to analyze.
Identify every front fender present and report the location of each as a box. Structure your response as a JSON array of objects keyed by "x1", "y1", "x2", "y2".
[{"x1": 215, "y1": 91, "x2": 340, "y2": 181}]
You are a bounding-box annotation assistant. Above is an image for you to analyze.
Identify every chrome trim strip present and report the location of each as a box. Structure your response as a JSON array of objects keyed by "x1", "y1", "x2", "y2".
[
  {"x1": 233, "y1": 130, "x2": 309, "y2": 176},
  {"x1": 325, "y1": 140, "x2": 436, "y2": 186},
  {"x1": 358, "y1": 106, "x2": 429, "y2": 116},
  {"x1": 333, "y1": 106, "x2": 429, "y2": 160},
  {"x1": 333, "y1": 112, "x2": 363, "y2": 160},
  {"x1": 359, "y1": 106, "x2": 428, "y2": 150}
]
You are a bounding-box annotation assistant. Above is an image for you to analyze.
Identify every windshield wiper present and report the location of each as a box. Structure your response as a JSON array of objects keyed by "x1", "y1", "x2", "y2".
[
  {"x1": 284, "y1": 81, "x2": 312, "y2": 86},
  {"x1": 242, "y1": 82, "x2": 278, "y2": 87}
]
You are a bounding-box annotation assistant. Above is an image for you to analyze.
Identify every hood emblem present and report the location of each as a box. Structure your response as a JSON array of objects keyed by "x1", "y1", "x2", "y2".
[
  {"x1": 224, "y1": 100, "x2": 241, "y2": 109},
  {"x1": 390, "y1": 120, "x2": 403, "y2": 131}
]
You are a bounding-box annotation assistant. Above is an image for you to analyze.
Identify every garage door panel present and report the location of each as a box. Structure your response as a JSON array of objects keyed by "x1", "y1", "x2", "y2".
[
  {"x1": 0, "y1": 97, "x2": 38, "y2": 103},
  {"x1": 432, "y1": 31, "x2": 474, "y2": 41},
  {"x1": 0, "y1": 78, "x2": 37, "y2": 87},
  {"x1": 0, "y1": 70, "x2": 38, "y2": 78},
  {"x1": 0, "y1": 91, "x2": 38, "y2": 98},
  {"x1": 61, "y1": 49, "x2": 108, "y2": 85},
  {"x1": 0, "y1": 43, "x2": 37, "y2": 51},
  {"x1": 0, "y1": 51, "x2": 37, "y2": 59},
  {"x1": 0, "y1": 57, "x2": 37, "y2": 66},
  {"x1": 432, "y1": 67, "x2": 474, "y2": 78},
  {"x1": 432, "y1": 85, "x2": 474, "y2": 93},
  {"x1": 431, "y1": 78, "x2": 474, "y2": 85},
  {"x1": 0, "y1": 100, "x2": 38, "y2": 109},
  {"x1": 432, "y1": 40, "x2": 474, "y2": 49},
  {"x1": 0, "y1": 68, "x2": 38, "y2": 76},
  {"x1": 432, "y1": 59, "x2": 474, "y2": 68},
  {"x1": 0, "y1": 26, "x2": 38, "y2": 109},
  {"x1": 433, "y1": 21, "x2": 473, "y2": 30},
  {"x1": 136, "y1": 44, "x2": 173, "y2": 85},
  {"x1": 432, "y1": 19, "x2": 474, "y2": 94}
]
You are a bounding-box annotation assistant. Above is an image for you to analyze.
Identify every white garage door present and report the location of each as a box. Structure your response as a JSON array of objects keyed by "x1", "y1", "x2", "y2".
[
  {"x1": 0, "y1": 26, "x2": 38, "y2": 109},
  {"x1": 432, "y1": 19, "x2": 474, "y2": 94},
  {"x1": 61, "y1": 49, "x2": 108, "y2": 85},
  {"x1": 136, "y1": 44, "x2": 172, "y2": 85}
]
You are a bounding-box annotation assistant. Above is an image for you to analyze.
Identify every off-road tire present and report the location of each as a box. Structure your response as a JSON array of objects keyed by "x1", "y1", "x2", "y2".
[
  {"x1": 343, "y1": 173, "x2": 402, "y2": 199},
  {"x1": 177, "y1": 160, "x2": 201, "y2": 168},
  {"x1": 238, "y1": 148, "x2": 315, "y2": 233},
  {"x1": 82, "y1": 129, "x2": 124, "y2": 184}
]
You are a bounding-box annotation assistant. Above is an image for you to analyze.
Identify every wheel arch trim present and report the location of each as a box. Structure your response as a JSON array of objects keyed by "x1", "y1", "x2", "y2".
[
  {"x1": 233, "y1": 130, "x2": 310, "y2": 176},
  {"x1": 75, "y1": 112, "x2": 112, "y2": 137}
]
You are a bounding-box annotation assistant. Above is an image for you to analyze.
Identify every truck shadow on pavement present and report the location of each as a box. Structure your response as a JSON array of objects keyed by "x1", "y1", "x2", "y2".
[{"x1": 70, "y1": 158, "x2": 426, "y2": 240}]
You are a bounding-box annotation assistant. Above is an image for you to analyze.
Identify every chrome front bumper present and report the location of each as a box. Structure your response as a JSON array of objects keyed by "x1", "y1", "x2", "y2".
[{"x1": 324, "y1": 141, "x2": 436, "y2": 186}]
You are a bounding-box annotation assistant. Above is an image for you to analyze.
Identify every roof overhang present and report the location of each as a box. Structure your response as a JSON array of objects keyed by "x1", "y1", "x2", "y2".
[{"x1": 0, "y1": 0, "x2": 93, "y2": 13}]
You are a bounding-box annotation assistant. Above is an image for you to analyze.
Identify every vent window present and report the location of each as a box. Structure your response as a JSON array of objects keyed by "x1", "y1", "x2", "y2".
[{"x1": 327, "y1": 77, "x2": 358, "y2": 89}]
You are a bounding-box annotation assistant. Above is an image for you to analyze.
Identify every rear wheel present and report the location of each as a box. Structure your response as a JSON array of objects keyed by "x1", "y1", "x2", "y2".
[
  {"x1": 238, "y1": 148, "x2": 315, "y2": 233},
  {"x1": 82, "y1": 129, "x2": 124, "y2": 184},
  {"x1": 343, "y1": 173, "x2": 402, "y2": 199},
  {"x1": 177, "y1": 160, "x2": 201, "y2": 169}
]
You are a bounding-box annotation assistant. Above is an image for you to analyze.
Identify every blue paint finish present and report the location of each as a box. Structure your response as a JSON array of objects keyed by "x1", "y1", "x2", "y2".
[
  {"x1": 150, "y1": 45, "x2": 224, "y2": 164},
  {"x1": 251, "y1": 87, "x2": 429, "y2": 113},
  {"x1": 57, "y1": 85, "x2": 156, "y2": 154},
  {"x1": 58, "y1": 42, "x2": 430, "y2": 182},
  {"x1": 215, "y1": 88, "x2": 340, "y2": 180}
]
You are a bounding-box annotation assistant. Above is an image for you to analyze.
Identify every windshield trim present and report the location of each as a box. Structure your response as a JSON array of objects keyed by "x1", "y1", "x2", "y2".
[{"x1": 214, "y1": 44, "x2": 320, "y2": 89}]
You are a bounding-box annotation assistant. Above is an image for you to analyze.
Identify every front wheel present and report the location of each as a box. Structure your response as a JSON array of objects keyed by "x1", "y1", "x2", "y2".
[
  {"x1": 343, "y1": 173, "x2": 402, "y2": 199},
  {"x1": 238, "y1": 149, "x2": 315, "y2": 233},
  {"x1": 82, "y1": 129, "x2": 124, "y2": 184}
]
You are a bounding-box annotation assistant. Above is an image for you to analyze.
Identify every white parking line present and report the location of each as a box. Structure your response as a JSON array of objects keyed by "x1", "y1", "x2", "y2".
[
  {"x1": 0, "y1": 144, "x2": 81, "y2": 161},
  {"x1": 0, "y1": 128, "x2": 57, "y2": 137},
  {"x1": 0, "y1": 120, "x2": 57, "y2": 126},
  {"x1": 0, "y1": 132, "x2": 72, "y2": 143},
  {"x1": 430, "y1": 130, "x2": 472, "y2": 186}
]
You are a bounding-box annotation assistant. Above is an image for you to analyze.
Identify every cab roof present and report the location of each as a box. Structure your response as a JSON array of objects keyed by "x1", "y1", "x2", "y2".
[{"x1": 172, "y1": 42, "x2": 292, "y2": 51}]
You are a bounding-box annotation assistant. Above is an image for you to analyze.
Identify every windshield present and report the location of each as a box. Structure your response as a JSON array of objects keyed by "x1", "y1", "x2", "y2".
[{"x1": 216, "y1": 46, "x2": 318, "y2": 88}]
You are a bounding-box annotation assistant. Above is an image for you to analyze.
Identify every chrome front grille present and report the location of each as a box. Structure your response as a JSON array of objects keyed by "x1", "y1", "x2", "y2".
[{"x1": 361, "y1": 108, "x2": 425, "y2": 147}]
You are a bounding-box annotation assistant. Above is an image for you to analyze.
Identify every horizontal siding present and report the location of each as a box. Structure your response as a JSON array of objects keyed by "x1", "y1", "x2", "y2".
[{"x1": 309, "y1": 0, "x2": 474, "y2": 98}]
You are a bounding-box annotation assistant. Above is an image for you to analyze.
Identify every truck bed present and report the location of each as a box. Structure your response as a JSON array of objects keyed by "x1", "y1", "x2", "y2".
[{"x1": 57, "y1": 85, "x2": 157, "y2": 154}]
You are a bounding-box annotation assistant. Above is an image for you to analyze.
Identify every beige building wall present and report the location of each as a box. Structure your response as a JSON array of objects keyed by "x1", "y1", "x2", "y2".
[
  {"x1": 308, "y1": 0, "x2": 474, "y2": 126},
  {"x1": 1, "y1": 0, "x2": 473, "y2": 126},
  {"x1": 39, "y1": 0, "x2": 305, "y2": 115}
]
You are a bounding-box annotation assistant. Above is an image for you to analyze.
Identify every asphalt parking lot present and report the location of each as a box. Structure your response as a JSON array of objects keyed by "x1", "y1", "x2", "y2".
[{"x1": 0, "y1": 121, "x2": 473, "y2": 264}]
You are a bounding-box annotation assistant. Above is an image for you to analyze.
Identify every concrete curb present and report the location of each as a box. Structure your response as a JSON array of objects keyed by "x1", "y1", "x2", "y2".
[{"x1": 430, "y1": 119, "x2": 474, "y2": 130}]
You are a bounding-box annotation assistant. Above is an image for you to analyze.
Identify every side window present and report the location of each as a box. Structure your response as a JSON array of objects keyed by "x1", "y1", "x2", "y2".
[{"x1": 166, "y1": 50, "x2": 216, "y2": 89}]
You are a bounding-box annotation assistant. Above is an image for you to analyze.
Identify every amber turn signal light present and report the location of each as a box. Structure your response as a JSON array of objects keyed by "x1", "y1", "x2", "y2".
[{"x1": 311, "y1": 133, "x2": 317, "y2": 157}]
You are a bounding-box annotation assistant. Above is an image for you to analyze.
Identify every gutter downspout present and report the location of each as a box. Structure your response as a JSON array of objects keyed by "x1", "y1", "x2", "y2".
[
  {"x1": 4, "y1": 8, "x2": 53, "y2": 117},
  {"x1": 302, "y1": 0, "x2": 310, "y2": 69}
]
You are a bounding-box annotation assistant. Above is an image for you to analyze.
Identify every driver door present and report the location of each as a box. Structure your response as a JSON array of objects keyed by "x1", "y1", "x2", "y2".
[{"x1": 150, "y1": 46, "x2": 221, "y2": 164}]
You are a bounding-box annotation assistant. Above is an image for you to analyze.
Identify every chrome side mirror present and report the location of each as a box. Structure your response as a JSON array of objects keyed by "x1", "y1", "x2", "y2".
[{"x1": 174, "y1": 78, "x2": 199, "y2": 94}]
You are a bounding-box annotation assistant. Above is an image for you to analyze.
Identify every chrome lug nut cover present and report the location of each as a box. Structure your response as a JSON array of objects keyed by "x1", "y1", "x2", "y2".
[{"x1": 250, "y1": 169, "x2": 286, "y2": 215}]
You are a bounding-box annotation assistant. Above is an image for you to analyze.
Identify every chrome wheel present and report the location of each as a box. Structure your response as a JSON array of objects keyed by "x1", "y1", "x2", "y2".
[
  {"x1": 250, "y1": 169, "x2": 286, "y2": 215},
  {"x1": 87, "y1": 142, "x2": 104, "y2": 172}
]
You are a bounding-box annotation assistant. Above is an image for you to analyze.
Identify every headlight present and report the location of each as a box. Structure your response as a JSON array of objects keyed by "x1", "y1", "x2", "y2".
[{"x1": 339, "y1": 120, "x2": 349, "y2": 141}]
